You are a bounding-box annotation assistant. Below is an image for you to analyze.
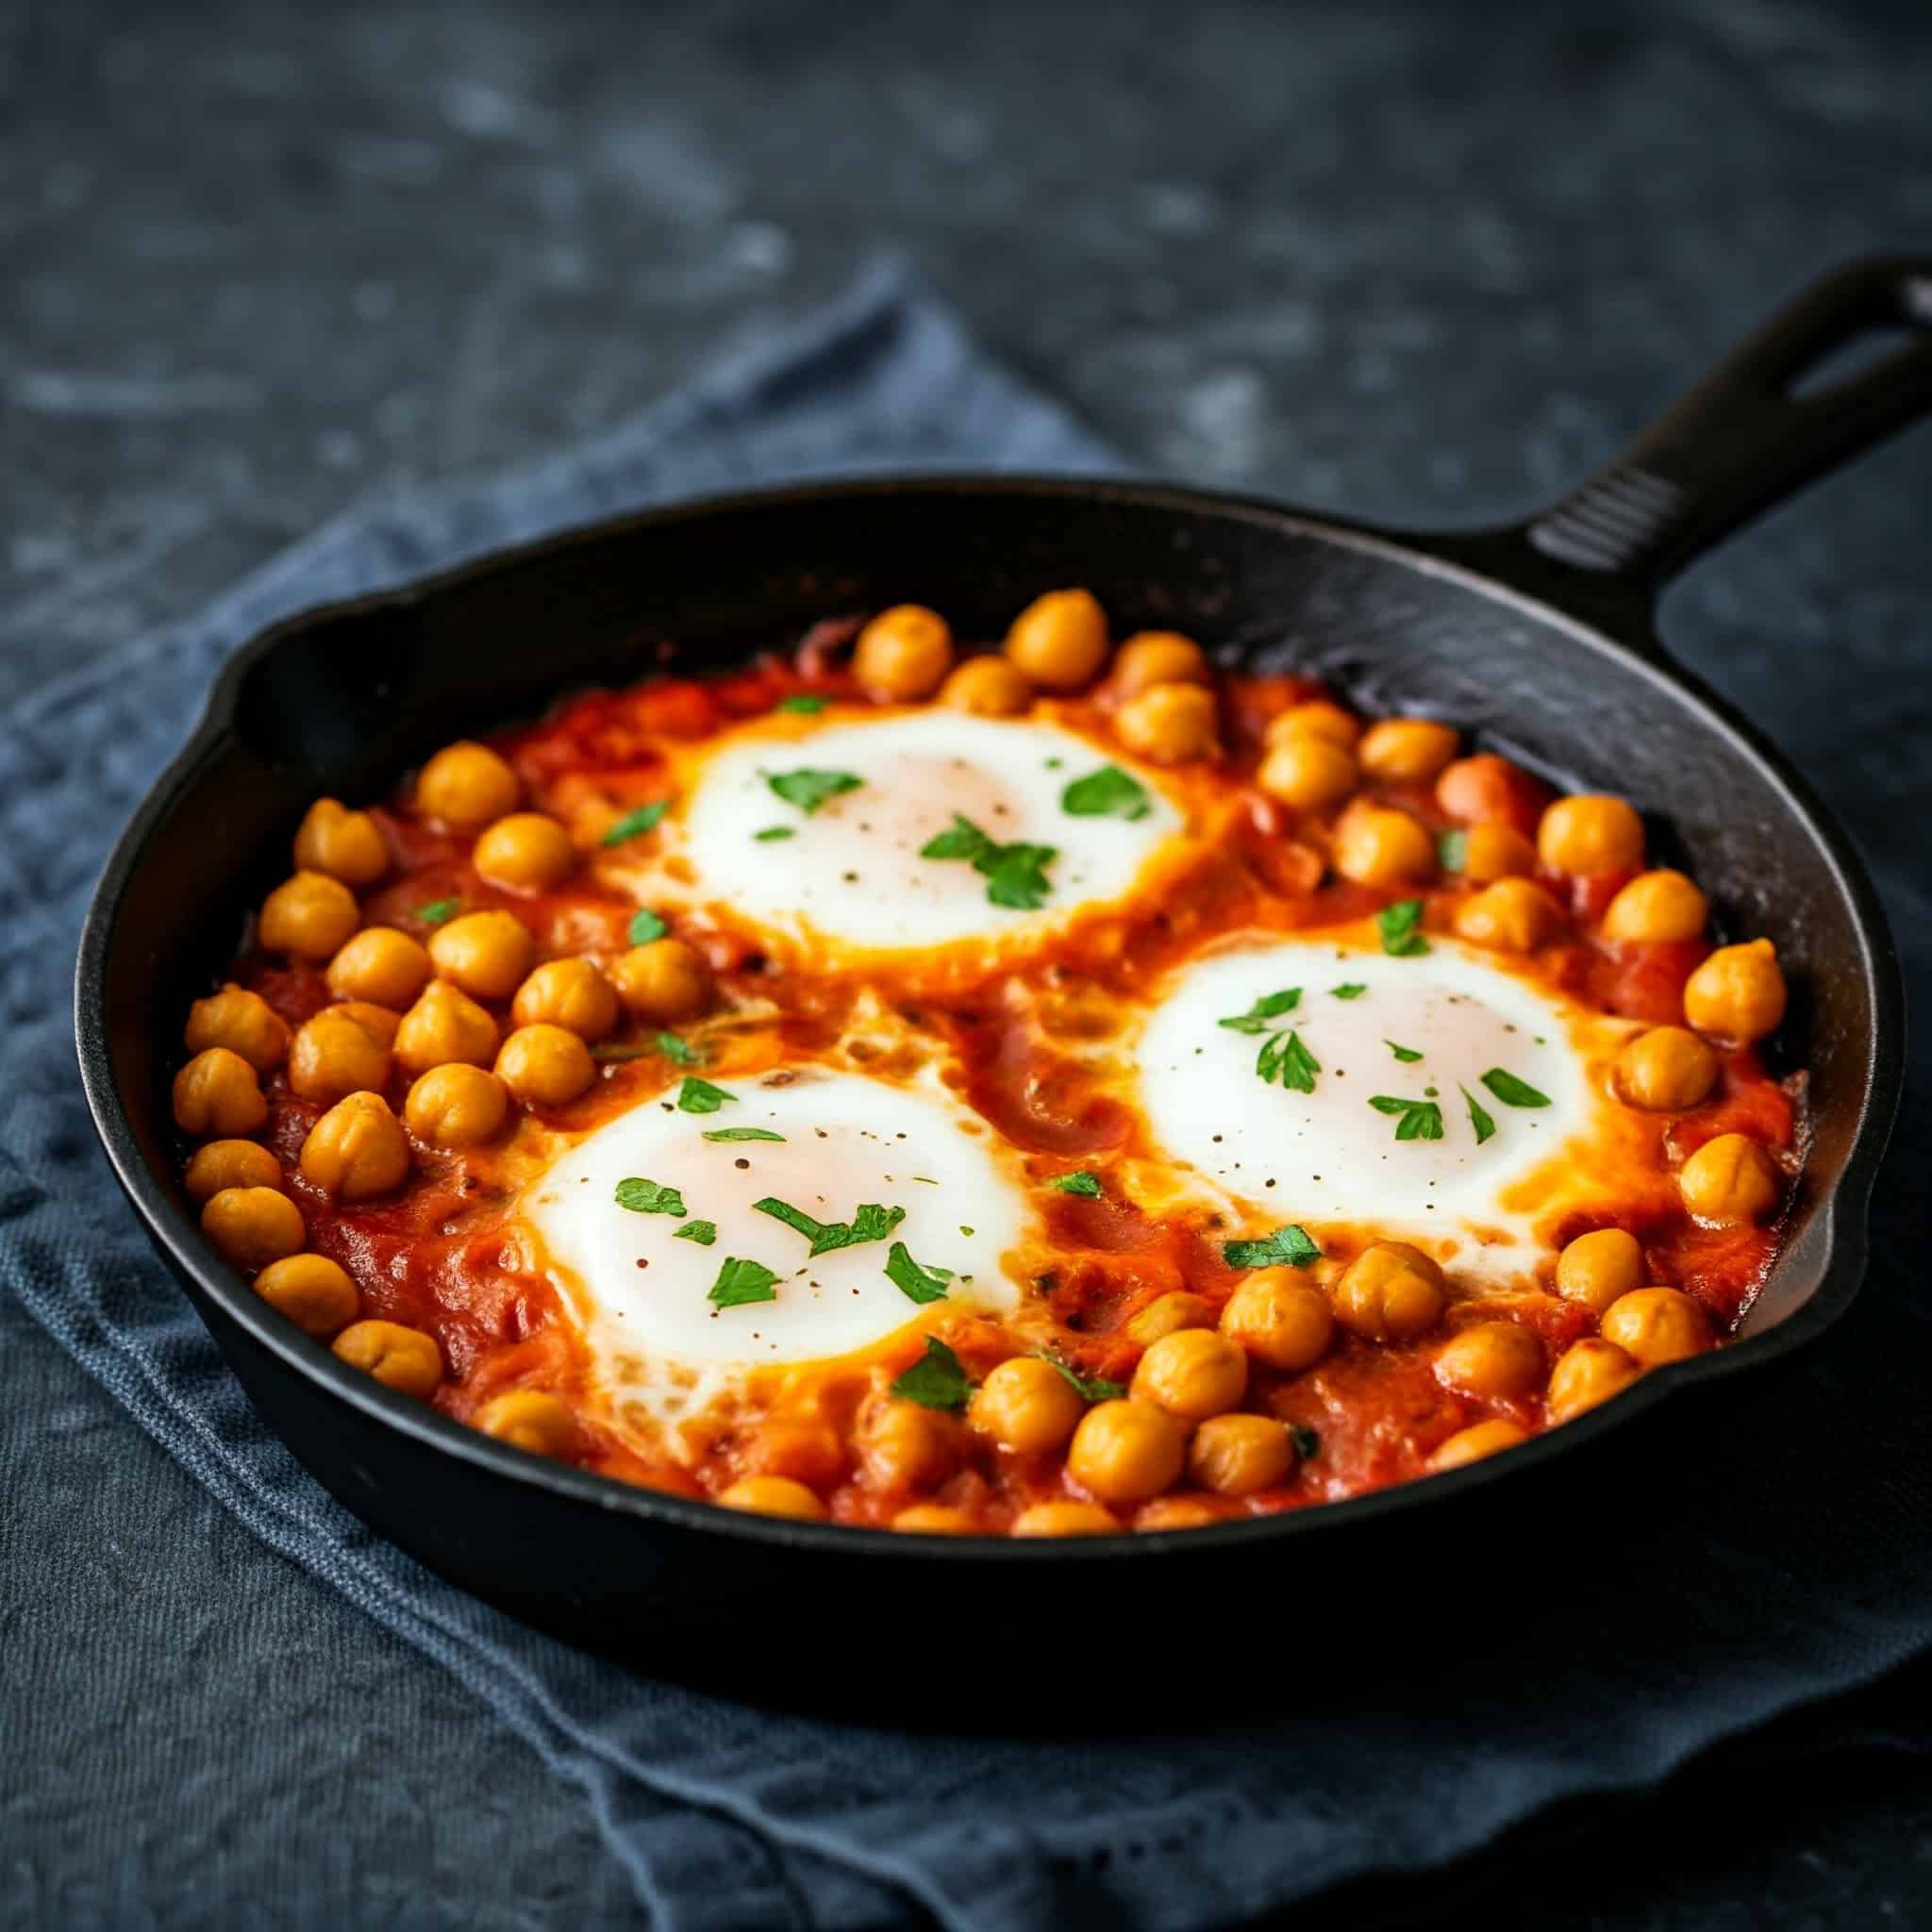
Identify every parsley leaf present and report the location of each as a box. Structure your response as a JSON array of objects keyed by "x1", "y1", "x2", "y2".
[
  {"x1": 1034, "y1": 1352, "x2": 1125, "y2": 1403},
  {"x1": 1061, "y1": 764, "x2": 1153, "y2": 822},
  {"x1": 1461, "y1": 1085, "x2": 1497, "y2": 1145},
  {"x1": 1369, "y1": 1094, "x2": 1446, "y2": 1141},
  {"x1": 1377, "y1": 898, "x2": 1430, "y2": 957},
  {"x1": 702, "y1": 1126, "x2": 786, "y2": 1142},
  {"x1": 753, "y1": 825, "x2": 794, "y2": 841},
  {"x1": 707, "y1": 1257, "x2": 779, "y2": 1307},
  {"x1": 767, "y1": 768, "x2": 862, "y2": 815},
  {"x1": 891, "y1": 1334, "x2": 973, "y2": 1407},
  {"x1": 1223, "y1": 1225, "x2": 1321, "y2": 1270},
  {"x1": 756, "y1": 1195, "x2": 906, "y2": 1257},
  {"x1": 919, "y1": 815, "x2": 996, "y2": 863},
  {"x1": 674, "y1": 1220, "x2": 718, "y2": 1245},
  {"x1": 1047, "y1": 1170, "x2": 1103, "y2": 1197},
  {"x1": 1481, "y1": 1068, "x2": 1552, "y2": 1108},
  {"x1": 1329, "y1": 983, "x2": 1368, "y2": 1000},
  {"x1": 1438, "y1": 828, "x2": 1468, "y2": 873},
  {"x1": 1257, "y1": 1028, "x2": 1321, "y2": 1093},
  {"x1": 1385, "y1": 1040, "x2": 1424, "y2": 1062},
  {"x1": 777, "y1": 692, "x2": 827, "y2": 714},
  {"x1": 920, "y1": 813, "x2": 1058, "y2": 910},
  {"x1": 655, "y1": 1031, "x2": 702, "y2": 1067},
  {"x1": 884, "y1": 1241, "x2": 954, "y2": 1305},
  {"x1": 601, "y1": 800, "x2": 668, "y2": 846},
  {"x1": 1218, "y1": 988, "x2": 1302, "y2": 1034},
  {"x1": 614, "y1": 1176, "x2": 686, "y2": 1217},
  {"x1": 627, "y1": 908, "x2": 668, "y2": 945},
  {"x1": 675, "y1": 1076, "x2": 734, "y2": 1114},
  {"x1": 1291, "y1": 1424, "x2": 1321, "y2": 1460},
  {"x1": 415, "y1": 897, "x2": 460, "y2": 925}
]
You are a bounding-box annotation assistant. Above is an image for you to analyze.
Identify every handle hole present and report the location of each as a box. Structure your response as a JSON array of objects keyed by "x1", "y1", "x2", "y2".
[{"x1": 1786, "y1": 324, "x2": 1917, "y2": 399}]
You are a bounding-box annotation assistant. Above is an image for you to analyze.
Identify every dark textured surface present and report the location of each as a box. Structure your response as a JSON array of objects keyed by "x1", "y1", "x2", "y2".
[{"x1": 5, "y1": 0, "x2": 1931, "y2": 1926}]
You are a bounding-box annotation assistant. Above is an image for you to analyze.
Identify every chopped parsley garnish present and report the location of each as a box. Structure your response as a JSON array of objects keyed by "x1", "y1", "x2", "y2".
[
  {"x1": 891, "y1": 1334, "x2": 973, "y2": 1407},
  {"x1": 614, "y1": 1176, "x2": 686, "y2": 1217},
  {"x1": 884, "y1": 1241, "x2": 954, "y2": 1305},
  {"x1": 415, "y1": 897, "x2": 460, "y2": 925},
  {"x1": 1223, "y1": 1224, "x2": 1321, "y2": 1270},
  {"x1": 1377, "y1": 898, "x2": 1430, "y2": 957},
  {"x1": 627, "y1": 908, "x2": 668, "y2": 945},
  {"x1": 1461, "y1": 1085, "x2": 1497, "y2": 1145},
  {"x1": 1047, "y1": 1170, "x2": 1103, "y2": 1197},
  {"x1": 1035, "y1": 1352, "x2": 1124, "y2": 1403},
  {"x1": 601, "y1": 800, "x2": 668, "y2": 846},
  {"x1": 655, "y1": 1031, "x2": 702, "y2": 1067},
  {"x1": 1291, "y1": 1424, "x2": 1321, "y2": 1460},
  {"x1": 674, "y1": 1220, "x2": 718, "y2": 1245},
  {"x1": 675, "y1": 1075, "x2": 735, "y2": 1114},
  {"x1": 1385, "y1": 1040, "x2": 1424, "y2": 1062},
  {"x1": 753, "y1": 825, "x2": 795, "y2": 841},
  {"x1": 1369, "y1": 1093, "x2": 1446, "y2": 1141},
  {"x1": 767, "y1": 768, "x2": 863, "y2": 815},
  {"x1": 776, "y1": 692, "x2": 827, "y2": 714},
  {"x1": 707, "y1": 1257, "x2": 779, "y2": 1307},
  {"x1": 755, "y1": 1195, "x2": 906, "y2": 1257},
  {"x1": 1218, "y1": 988, "x2": 1301, "y2": 1033},
  {"x1": 702, "y1": 1127, "x2": 786, "y2": 1143},
  {"x1": 1438, "y1": 828, "x2": 1468, "y2": 873},
  {"x1": 1481, "y1": 1068, "x2": 1552, "y2": 1108},
  {"x1": 1329, "y1": 982, "x2": 1368, "y2": 1000},
  {"x1": 1060, "y1": 764, "x2": 1153, "y2": 822},
  {"x1": 1257, "y1": 1027, "x2": 1321, "y2": 1093},
  {"x1": 919, "y1": 813, "x2": 1058, "y2": 910}
]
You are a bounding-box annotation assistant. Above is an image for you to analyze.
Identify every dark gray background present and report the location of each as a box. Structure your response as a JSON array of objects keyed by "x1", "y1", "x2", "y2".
[{"x1": 5, "y1": 0, "x2": 1929, "y2": 1925}]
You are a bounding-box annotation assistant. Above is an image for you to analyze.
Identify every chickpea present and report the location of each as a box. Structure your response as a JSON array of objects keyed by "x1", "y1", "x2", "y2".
[
  {"x1": 495, "y1": 1024, "x2": 594, "y2": 1108},
  {"x1": 334, "y1": 1001, "x2": 402, "y2": 1050},
  {"x1": 292, "y1": 797, "x2": 389, "y2": 888},
  {"x1": 1124, "y1": 1291, "x2": 1216, "y2": 1346},
  {"x1": 287, "y1": 1008, "x2": 392, "y2": 1106},
  {"x1": 404, "y1": 1064, "x2": 509, "y2": 1148},
  {"x1": 416, "y1": 740, "x2": 520, "y2": 830},
  {"x1": 1114, "y1": 682, "x2": 1219, "y2": 765},
  {"x1": 393, "y1": 980, "x2": 500, "y2": 1075},
  {"x1": 1602, "y1": 869, "x2": 1708, "y2": 943},
  {"x1": 1131, "y1": 1328, "x2": 1248, "y2": 1423},
  {"x1": 1461, "y1": 822, "x2": 1539, "y2": 885},
  {"x1": 892, "y1": 1505, "x2": 979, "y2": 1536},
  {"x1": 1613, "y1": 1025, "x2": 1719, "y2": 1111},
  {"x1": 1266, "y1": 698, "x2": 1361, "y2": 749},
  {"x1": 258, "y1": 871, "x2": 359, "y2": 960},
  {"x1": 1428, "y1": 1419, "x2": 1528, "y2": 1472},
  {"x1": 608, "y1": 937, "x2": 712, "y2": 1024},
  {"x1": 184, "y1": 1138, "x2": 282, "y2": 1205},
  {"x1": 1134, "y1": 1496, "x2": 1229, "y2": 1532},
  {"x1": 473, "y1": 812, "x2": 576, "y2": 892},
  {"x1": 1004, "y1": 588, "x2": 1109, "y2": 689},
  {"x1": 427, "y1": 909, "x2": 535, "y2": 1002},
  {"x1": 332, "y1": 1319, "x2": 442, "y2": 1398},
  {"x1": 1555, "y1": 1228, "x2": 1645, "y2": 1314},
  {"x1": 1332, "y1": 803, "x2": 1435, "y2": 886},
  {"x1": 475, "y1": 1389, "x2": 578, "y2": 1459},
  {"x1": 1537, "y1": 793, "x2": 1645, "y2": 875},
  {"x1": 1545, "y1": 1338, "x2": 1641, "y2": 1424},
  {"x1": 853, "y1": 604, "x2": 955, "y2": 701},
  {"x1": 719, "y1": 1474, "x2": 826, "y2": 1521},
  {"x1": 1010, "y1": 1501, "x2": 1119, "y2": 1538},
  {"x1": 511, "y1": 958, "x2": 620, "y2": 1041},
  {"x1": 326, "y1": 926, "x2": 433, "y2": 1008},
  {"x1": 1600, "y1": 1287, "x2": 1713, "y2": 1366},
  {"x1": 1257, "y1": 734, "x2": 1358, "y2": 811},
  {"x1": 1358, "y1": 717, "x2": 1459, "y2": 787},
  {"x1": 1113, "y1": 631, "x2": 1208, "y2": 696},
  {"x1": 184, "y1": 984, "x2": 289, "y2": 1074},
  {"x1": 1436, "y1": 752, "x2": 1551, "y2": 834},
  {"x1": 1454, "y1": 877, "x2": 1563, "y2": 952},
  {"x1": 299, "y1": 1091, "x2": 410, "y2": 1201},
  {"x1": 857, "y1": 1398, "x2": 960, "y2": 1492},
  {"x1": 968, "y1": 1356, "x2": 1084, "y2": 1456},
  {"x1": 1433, "y1": 1322, "x2": 1543, "y2": 1399},
  {"x1": 253, "y1": 1253, "x2": 360, "y2": 1338},
  {"x1": 1219, "y1": 1270, "x2": 1334, "y2": 1372},
  {"x1": 742, "y1": 1418, "x2": 847, "y2": 1491},
  {"x1": 1679, "y1": 1133, "x2": 1781, "y2": 1225},
  {"x1": 1067, "y1": 1399, "x2": 1186, "y2": 1504},
  {"x1": 939, "y1": 655, "x2": 1032, "y2": 717},
  {"x1": 201, "y1": 1185, "x2": 306, "y2": 1271},
  {"x1": 172, "y1": 1047, "x2": 268, "y2": 1139},
  {"x1": 1188, "y1": 1413, "x2": 1293, "y2": 1496},
  {"x1": 1683, "y1": 938, "x2": 1787, "y2": 1044},
  {"x1": 1331, "y1": 1242, "x2": 1446, "y2": 1343}
]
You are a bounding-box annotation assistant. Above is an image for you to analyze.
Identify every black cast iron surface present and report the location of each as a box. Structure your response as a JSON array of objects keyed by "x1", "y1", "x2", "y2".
[{"x1": 9, "y1": 0, "x2": 1932, "y2": 1925}]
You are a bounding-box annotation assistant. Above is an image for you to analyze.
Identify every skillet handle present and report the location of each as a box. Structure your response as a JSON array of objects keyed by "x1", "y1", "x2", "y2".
[{"x1": 1511, "y1": 258, "x2": 1932, "y2": 599}]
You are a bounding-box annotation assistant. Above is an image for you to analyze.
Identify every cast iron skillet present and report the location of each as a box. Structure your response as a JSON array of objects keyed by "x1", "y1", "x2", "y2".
[{"x1": 75, "y1": 260, "x2": 1926, "y2": 1675}]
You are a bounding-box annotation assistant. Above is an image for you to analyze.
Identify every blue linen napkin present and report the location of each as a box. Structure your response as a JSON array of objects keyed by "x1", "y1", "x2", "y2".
[{"x1": 5, "y1": 259, "x2": 1928, "y2": 1931}]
